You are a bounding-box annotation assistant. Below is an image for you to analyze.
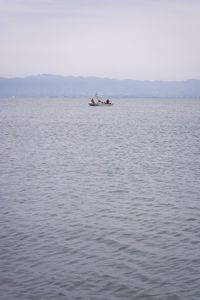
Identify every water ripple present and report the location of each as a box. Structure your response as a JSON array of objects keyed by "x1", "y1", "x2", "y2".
[{"x1": 0, "y1": 98, "x2": 200, "y2": 300}]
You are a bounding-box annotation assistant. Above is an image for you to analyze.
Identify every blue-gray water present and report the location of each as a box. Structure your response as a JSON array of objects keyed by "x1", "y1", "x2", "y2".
[{"x1": 0, "y1": 98, "x2": 200, "y2": 300}]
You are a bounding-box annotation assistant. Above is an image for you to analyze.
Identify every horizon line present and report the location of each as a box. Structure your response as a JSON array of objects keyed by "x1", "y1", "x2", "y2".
[{"x1": 0, "y1": 74, "x2": 199, "y2": 82}]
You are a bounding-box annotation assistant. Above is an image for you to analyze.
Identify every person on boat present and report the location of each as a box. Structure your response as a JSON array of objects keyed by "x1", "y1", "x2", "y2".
[
  {"x1": 106, "y1": 99, "x2": 111, "y2": 104},
  {"x1": 91, "y1": 98, "x2": 95, "y2": 104}
]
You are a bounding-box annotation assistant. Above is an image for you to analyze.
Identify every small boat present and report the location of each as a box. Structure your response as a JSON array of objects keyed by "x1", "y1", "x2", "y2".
[
  {"x1": 89, "y1": 101, "x2": 113, "y2": 106},
  {"x1": 88, "y1": 93, "x2": 113, "y2": 106}
]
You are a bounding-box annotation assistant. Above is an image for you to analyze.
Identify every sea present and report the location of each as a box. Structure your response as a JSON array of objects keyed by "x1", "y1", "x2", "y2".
[{"x1": 0, "y1": 97, "x2": 200, "y2": 300}]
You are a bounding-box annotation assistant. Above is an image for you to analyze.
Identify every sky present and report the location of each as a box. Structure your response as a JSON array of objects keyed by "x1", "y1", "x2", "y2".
[{"x1": 0, "y1": 0, "x2": 200, "y2": 80}]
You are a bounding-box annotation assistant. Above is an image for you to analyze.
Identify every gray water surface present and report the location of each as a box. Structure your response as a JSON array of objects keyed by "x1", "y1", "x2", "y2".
[{"x1": 0, "y1": 98, "x2": 200, "y2": 300}]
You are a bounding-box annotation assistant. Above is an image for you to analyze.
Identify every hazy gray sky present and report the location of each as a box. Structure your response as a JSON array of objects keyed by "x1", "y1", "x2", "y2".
[{"x1": 0, "y1": 0, "x2": 200, "y2": 80}]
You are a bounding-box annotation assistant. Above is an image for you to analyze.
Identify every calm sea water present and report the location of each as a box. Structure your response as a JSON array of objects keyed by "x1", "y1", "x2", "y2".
[{"x1": 0, "y1": 97, "x2": 200, "y2": 300}]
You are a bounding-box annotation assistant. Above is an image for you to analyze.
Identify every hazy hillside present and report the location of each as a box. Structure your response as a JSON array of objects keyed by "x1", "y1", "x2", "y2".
[{"x1": 0, "y1": 74, "x2": 200, "y2": 98}]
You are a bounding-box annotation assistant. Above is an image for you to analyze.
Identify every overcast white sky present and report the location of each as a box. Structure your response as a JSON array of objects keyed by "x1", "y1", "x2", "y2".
[{"x1": 0, "y1": 0, "x2": 200, "y2": 80}]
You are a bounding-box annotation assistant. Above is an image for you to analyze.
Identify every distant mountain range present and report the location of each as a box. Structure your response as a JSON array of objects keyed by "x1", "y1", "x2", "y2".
[{"x1": 0, "y1": 74, "x2": 200, "y2": 98}]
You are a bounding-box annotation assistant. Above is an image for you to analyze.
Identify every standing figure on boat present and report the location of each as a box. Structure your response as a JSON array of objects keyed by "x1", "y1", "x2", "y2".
[{"x1": 106, "y1": 99, "x2": 110, "y2": 104}]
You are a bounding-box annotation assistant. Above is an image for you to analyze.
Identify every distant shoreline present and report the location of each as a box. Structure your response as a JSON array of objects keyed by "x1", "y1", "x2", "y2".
[
  {"x1": 0, "y1": 75, "x2": 199, "y2": 98},
  {"x1": 1, "y1": 96, "x2": 200, "y2": 100}
]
